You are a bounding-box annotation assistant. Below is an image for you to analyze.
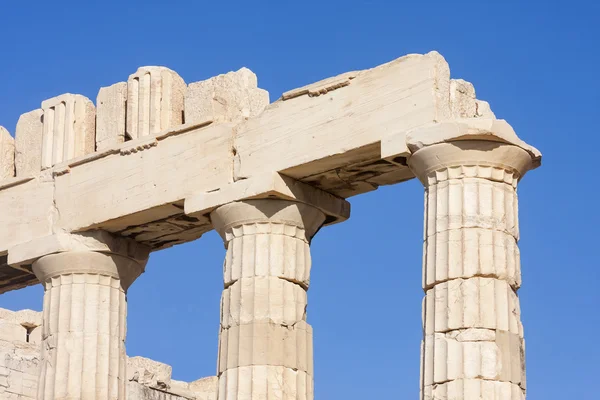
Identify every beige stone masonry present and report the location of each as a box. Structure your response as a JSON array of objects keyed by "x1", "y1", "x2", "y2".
[
  {"x1": 126, "y1": 66, "x2": 186, "y2": 139},
  {"x1": 185, "y1": 67, "x2": 269, "y2": 125},
  {"x1": 127, "y1": 356, "x2": 172, "y2": 389},
  {"x1": 170, "y1": 376, "x2": 218, "y2": 400},
  {"x1": 221, "y1": 277, "x2": 307, "y2": 329},
  {"x1": 186, "y1": 172, "x2": 350, "y2": 226},
  {"x1": 423, "y1": 278, "x2": 523, "y2": 336},
  {"x1": 422, "y1": 330, "x2": 525, "y2": 387},
  {"x1": 423, "y1": 379, "x2": 525, "y2": 400},
  {"x1": 211, "y1": 200, "x2": 327, "y2": 400},
  {"x1": 0, "y1": 309, "x2": 42, "y2": 346},
  {"x1": 15, "y1": 109, "x2": 44, "y2": 177},
  {"x1": 409, "y1": 122, "x2": 539, "y2": 400},
  {"x1": 28, "y1": 232, "x2": 149, "y2": 400},
  {"x1": 0, "y1": 52, "x2": 542, "y2": 399},
  {"x1": 40, "y1": 93, "x2": 96, "y2": 169},
  {"x1": 218, "y1": 366, "x2": 313, "y2": 400},
  {"x1": 0, "y1": 126, "x2": 15, "y2": 180},
  {"x1": 97, "y1": 82, "x2": 128, "y2": 150}
]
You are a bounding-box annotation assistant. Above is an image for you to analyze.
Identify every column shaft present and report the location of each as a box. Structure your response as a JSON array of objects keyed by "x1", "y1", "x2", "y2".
[
  {"x1": 410, "y1": 142, "x2": 533, "y2": 400},
  {"x1": 211, "y1": 200, "x2": 325, "y2": 400},
  {"x1": 33, "y1": 250, "x2": 145, "y2": 400}
]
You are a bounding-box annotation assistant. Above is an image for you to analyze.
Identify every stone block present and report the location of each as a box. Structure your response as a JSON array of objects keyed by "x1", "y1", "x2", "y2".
[
  {"x1": 96, "y1": 82, "x2": 127, "y2": 150},
  {"x1": 221, "y1": 277, "x2": 307, "y2": 330},
  {"x1": 189, "y1": 376, "x2": 218, "y2": 400},
  {"x1": 126, "y1": 66, "x2": 186, "y2": 139},
  {"x1": 450, "y1": 79, "x2": 477, "y2": 118},
  {"x1": 476, "y1": 99, "x2": 496, "y2": 118},
  {"x1": 423, "y1": 228, "x2": 521, "y2": 290},
  {"x1": 423, "y1": 379, "x2": 525, "y2": 400},
  {"x1": 40, "y1": 93, "x2": 95, "y2": 169},
  {"x1": 219, "y1": 366, "x2": 312, "y2": 400},
  {"x1": 423, "y1": 278, "x2": 523, "y2": 336},
  {"x1": 422, "y1": 330, "x2": 525, "y2": 387},
  {"x1": 221, "y1": 222, "x2": 312, "y2": 288},
  {"x1": 14, "y1": 109, "x2": 44, "y2": 177},
  {"x1": 0, "y1": 320, "x2": 26, "y2": 342},
  {"x1": 0, "y1": 127, "x2": 15, "y2": 180},
  {"x1": 127, "y1": 356, "x2": 172, "y2": 389},
  {"x1": 218, "y1": 321, "x2": 313, "y2": 374},
  {"x1": 185, "y1": 67, "x2": 269, "y2": 125}
]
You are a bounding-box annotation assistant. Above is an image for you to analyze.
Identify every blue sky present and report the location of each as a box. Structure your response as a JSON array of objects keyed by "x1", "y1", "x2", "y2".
[{"x1": 1, "y1": 1, "x2": 598, "y2": 398}]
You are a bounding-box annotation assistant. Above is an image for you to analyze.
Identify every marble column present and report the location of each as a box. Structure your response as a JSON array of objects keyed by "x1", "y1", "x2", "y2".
[
  {"x1": 210, "y1": 199, "x2": 326, "y2": 400},
  {"x1": 409, "y1": 140, "x2": 536, "y2": 400},
  {"x1": 32, "y1": 249, "x2": 147, "y2": 400}
]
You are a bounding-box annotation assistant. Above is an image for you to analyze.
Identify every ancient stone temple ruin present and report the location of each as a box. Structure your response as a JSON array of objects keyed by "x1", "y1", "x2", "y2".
[{"x1": 0, "y1": 52, "x2": 541, "y2": 399}]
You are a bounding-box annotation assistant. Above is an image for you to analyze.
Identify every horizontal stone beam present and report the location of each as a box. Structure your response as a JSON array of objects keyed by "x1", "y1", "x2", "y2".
[{"x1": 0, "y1": 51, "x2": 525, "y2": 293}]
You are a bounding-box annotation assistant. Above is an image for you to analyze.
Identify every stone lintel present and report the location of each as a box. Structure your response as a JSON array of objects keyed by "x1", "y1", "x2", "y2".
[
  {"x1": 8, "y1": 230, "x2": 150, "y2": 267},
  {"x1": 184, "y1": 172, "x2": 350, "y2": 226}
]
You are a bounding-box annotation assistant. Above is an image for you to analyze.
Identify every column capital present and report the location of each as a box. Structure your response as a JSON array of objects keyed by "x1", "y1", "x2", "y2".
[
  {"x1": 32, "y1": 250, "x2": 144, "y2": 291},
  {"x1": 210, "y1": 199, "x2": 326, "y2": 243},
  {"x1": 403, "y1": 119, "x2": 541, "y2": 186}
]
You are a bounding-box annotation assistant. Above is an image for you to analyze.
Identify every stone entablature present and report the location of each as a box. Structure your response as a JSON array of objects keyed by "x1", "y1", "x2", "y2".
[{"x1": 0, "y1": 51, "x2": 541, "y2": 399}]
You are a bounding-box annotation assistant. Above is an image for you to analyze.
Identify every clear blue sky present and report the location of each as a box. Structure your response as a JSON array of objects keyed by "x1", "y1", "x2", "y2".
[{"x1": 1, "y1": 1, "x2": 598, "y2": 398}]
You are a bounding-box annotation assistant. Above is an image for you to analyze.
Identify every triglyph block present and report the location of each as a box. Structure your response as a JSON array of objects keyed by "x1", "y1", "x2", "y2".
[
  {"x1": 185, "y1": 68, "x2": 269, "y2": 124},
  {"x1": 97, "y1": 82, "x2": 127, "y2": 150},
  {"x1": 0, "y1": 126, "x2": 15, "y2": 180},
  {"x1": 41, "y1": 94, "x2": 96, "y2": 169},
  {"x1": 126, "y1": 66, "x2": 186, "y2": 139},
  {"x1": 15, "y1": 109, "x2": 43, "y2": 176}
]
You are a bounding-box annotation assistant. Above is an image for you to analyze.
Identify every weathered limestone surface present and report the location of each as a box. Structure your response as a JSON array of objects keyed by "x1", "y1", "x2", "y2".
[
  {"x1": 170, "y1": 377, "x2": 218, "y2": 400},
  {"x1": 128, "y1": 356, "x2": 172, "y2": 389},
  {"x1": 0, "y1": 308, "x2": 216, "y2": 400},
  {"x1": 185, "y1": 68, "x2": 269, "y2": 125},
  {"x1": 127, "y1": 66, "x2": 186, "y2": 139},
  {"x1": 0, "y1": 308, "x2": 41, "y2": 399},
  {"x1": 0, "y1": 126, "x2": 15, "y2": 180},
  {"x1": 0, "y1": 178, "x2": 54, "y2": 259},
  {"x1": 407, "y1": 123, "x2": 539, "y2": 399},
  {"x1": 15, "y1": 109, "x2": 44, "y2": 177},
  {"x1": 96, "y1": 82, "x2": 127, "y2": 150},
  {"x1": 31, "y1": 233, "x2": 149, "y2": 400},
  {"x1": 233, "y1": 52, "x2": 450, "y2": 183},
  {"x1": 0, "y1": 52, "x2": 541, "y2": 399},
  {"x1": 211, "y1": 199, "x2": 327, "y2": 400},
  {"x1": 40, "y1": 94, "x2": 96, "y2": 169}
]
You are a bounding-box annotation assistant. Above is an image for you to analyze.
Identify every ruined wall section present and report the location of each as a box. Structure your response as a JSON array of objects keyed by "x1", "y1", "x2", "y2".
[
  {"x1": 0, "y1": 309, "x2": 42, "y2": 399},
  {"x1": 0, "y1": 308, "x2": 217, "y2": 400}
]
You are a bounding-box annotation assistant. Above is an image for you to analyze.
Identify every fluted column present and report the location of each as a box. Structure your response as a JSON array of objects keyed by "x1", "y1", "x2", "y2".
[
  {"x1": 210, "y1": 199, "x2": 325, "y2": 400},
  {"x1": 32, "y1": 249, "x2": 147, "y2": 400},
  {"x1": 409, "y1": 140, "x2": 537, "y2": 400}
]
